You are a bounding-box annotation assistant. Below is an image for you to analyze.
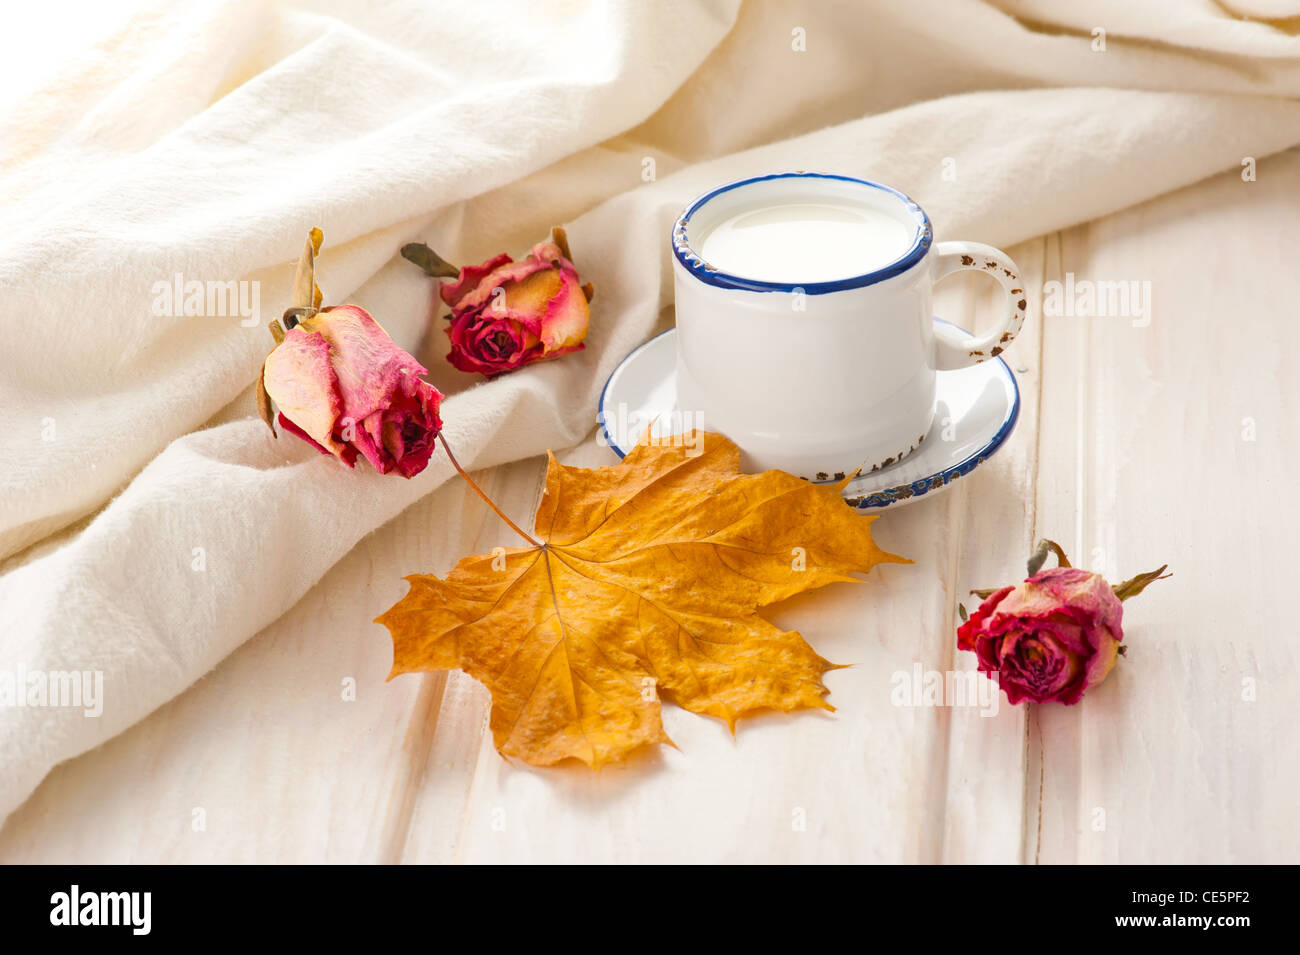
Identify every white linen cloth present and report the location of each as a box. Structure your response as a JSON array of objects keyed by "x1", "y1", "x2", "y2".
[{"x1": 2, "y1": 0, "x2": 1300, "y2": 825}]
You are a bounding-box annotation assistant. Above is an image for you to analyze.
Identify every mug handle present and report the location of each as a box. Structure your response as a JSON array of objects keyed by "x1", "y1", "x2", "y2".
[{"x1": 931, "y1": 240, "x2": 1027, "y2": 371}]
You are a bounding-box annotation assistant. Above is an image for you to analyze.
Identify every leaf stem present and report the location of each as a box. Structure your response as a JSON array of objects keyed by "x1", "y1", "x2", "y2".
[{"x1": 437, "y1": 432, "x2": 540, "y2": 547}]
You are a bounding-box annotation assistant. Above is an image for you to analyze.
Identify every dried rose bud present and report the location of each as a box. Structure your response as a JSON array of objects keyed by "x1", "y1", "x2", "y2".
[
  {"x1": 957, "y1": 540, "x2": 1168, "y2": 705},
  {"x1": 403, "y1": 227, "x2": 592, "y2": 378},
  {"x1": 256, "y1": 230, "x2": 444, "y2": 478}
]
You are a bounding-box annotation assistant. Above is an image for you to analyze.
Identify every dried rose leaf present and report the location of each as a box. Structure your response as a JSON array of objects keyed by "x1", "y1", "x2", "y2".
[
  {"x1": 400, "y1": 241, "x2": 460, "y2": 278},
  {"x1": 255, "y1": 365, "x2": 276, "y2": 434},
  {"x1": 1112, "y1": 564, "x2": 1171, "y2": 601},
  {"x1": 292, "y1": 227, "x2": 323, "y2": 311}
]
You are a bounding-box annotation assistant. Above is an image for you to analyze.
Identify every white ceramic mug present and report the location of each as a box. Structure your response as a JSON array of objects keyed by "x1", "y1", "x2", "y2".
[{"x1": 671, "y1": 172, "x2": 1026, "y2": 480}]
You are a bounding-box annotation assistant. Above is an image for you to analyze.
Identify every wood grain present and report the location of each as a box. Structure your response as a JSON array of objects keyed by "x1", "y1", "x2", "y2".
[{"x1": 1032, "y1": 153, "x2": 1300, "y2": 864}]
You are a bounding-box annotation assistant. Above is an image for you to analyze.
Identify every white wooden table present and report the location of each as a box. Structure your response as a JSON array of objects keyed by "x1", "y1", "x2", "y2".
[{"x1": 2, "y1": 152, "x2": 1296, "y2": 864}]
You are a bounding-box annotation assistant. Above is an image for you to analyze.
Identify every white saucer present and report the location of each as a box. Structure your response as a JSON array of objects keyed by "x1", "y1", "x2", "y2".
[{"x1": 597, "y1": 321, "x2": 1020, "y2": 509}]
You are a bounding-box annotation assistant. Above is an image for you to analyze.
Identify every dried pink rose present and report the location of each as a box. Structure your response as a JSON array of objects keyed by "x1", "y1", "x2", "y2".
[
  {"x1": 262, "y1": 305, "x2": 442, "y2": 477},
  {"x1": 403, "y1": 227, "x2": 592, "y2": 377},
  {"x1": 957, "y1": 541, "x2": 1168, "y2": 705},
  {"x1": 257, "y1": 230, "x2": 444, "y2": 478}
]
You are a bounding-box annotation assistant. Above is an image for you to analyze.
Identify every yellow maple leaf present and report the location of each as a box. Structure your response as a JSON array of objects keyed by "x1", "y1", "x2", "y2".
[{"x1": 376, "y1": 432, "x2": 907, "y2": 767}]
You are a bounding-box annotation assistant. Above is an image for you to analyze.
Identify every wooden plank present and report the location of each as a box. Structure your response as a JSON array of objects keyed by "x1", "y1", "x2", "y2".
[
  {"x1": 1032, "y1": 152, "x2": 1300, "y2": 864},
  {"x1": 936, "y1": 237, "x2": 1045, "y2": 864}
]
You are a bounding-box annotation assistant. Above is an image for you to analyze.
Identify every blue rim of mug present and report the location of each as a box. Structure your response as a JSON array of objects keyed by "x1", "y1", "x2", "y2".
[
  {"x1": 596, "y1": 321, "x2": 1020, "y2": 510},
  {"x1": 671, "y1": 172, "x2": 933, "y2": 294}
]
